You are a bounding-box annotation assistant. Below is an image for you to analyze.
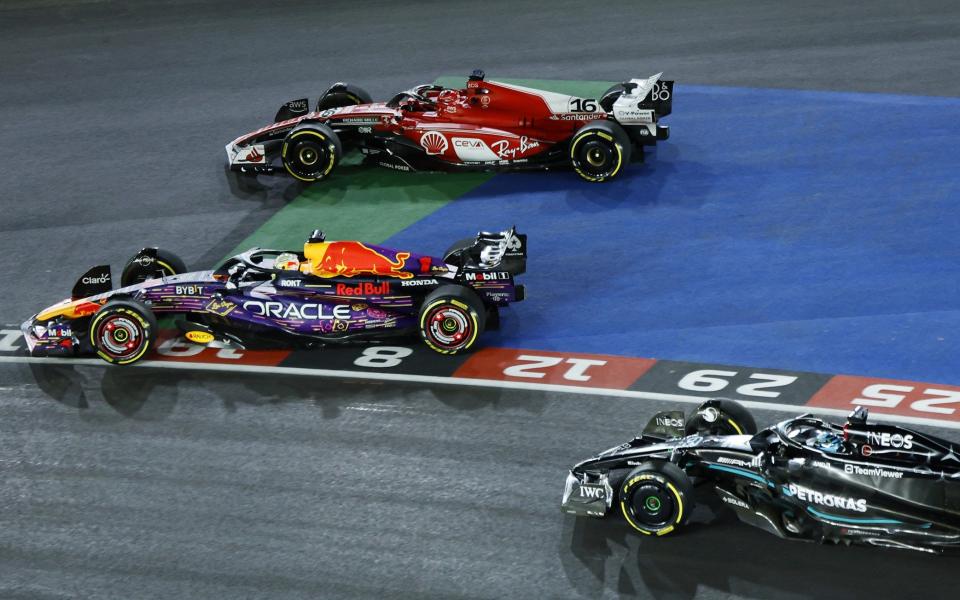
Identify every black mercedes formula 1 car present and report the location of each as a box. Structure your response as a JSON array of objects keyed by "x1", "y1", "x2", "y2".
[{"x1": 562, "y1": 400, "x2": 960, "y2": 554}]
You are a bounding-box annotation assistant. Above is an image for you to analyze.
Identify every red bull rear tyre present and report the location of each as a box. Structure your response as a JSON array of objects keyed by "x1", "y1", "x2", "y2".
[{"x1": 418, "y1": 285, "x2": 486, "y2": 355}]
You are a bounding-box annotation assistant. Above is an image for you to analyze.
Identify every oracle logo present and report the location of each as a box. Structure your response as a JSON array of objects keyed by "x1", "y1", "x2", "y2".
[{"x1": 420, "y1": 131, "x2": 448, "y2": 155}]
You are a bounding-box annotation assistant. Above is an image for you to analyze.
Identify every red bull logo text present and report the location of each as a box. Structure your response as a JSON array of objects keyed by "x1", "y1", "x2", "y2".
[{"x1": 336, "y1": 282, "x2": 391, "y2": 296}]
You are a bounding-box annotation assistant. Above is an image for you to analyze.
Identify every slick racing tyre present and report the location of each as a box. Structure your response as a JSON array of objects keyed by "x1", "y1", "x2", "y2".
[
  {"x1": 569, "y1": 120, "x2": 631, "y2": 182},
  {"x1": 619, "y1": 461, "x2": 694, "y2": 536},
  {"x1": 418, "y1": 285, "x2": 486, "y2": 355},
  {"x1": 89, "y1": 299, "x2": 157, "y2": 365},
  {"x1": 120, "y1": 248, "x2": 187, "y2": 287},
  {"x1": 317, "y1": 83, "x2": 373, "y2": 111},
  {"x1": 684, "y1": 398, "x2": 758, "y2": 436},
  {"x1": 281, "y1": 123, "x2": 342, "y2": 182}
]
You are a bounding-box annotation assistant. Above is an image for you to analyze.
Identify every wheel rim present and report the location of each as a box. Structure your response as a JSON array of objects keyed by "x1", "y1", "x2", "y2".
[
  {"x1": 284, "y1": 133, "x2": 333, "y2": 180},
  {"x1": 586, "y1": 146, "x2": 609, "y2": 167},
  {"x1": 95, "y1": 314, "x2": 146, "y2": 361},
  {"x1": 576, "y1": 138, "x2": 617, "y2": 177},
  {"x1": 298, "y1": 146, "x2": 319, "y2": 166},
  {"x1": 425, "y1": 304, "x2": 473, "y2": 350},
  {"x1": 628, "y1": 482, "x2": 675, "y2": 528}
]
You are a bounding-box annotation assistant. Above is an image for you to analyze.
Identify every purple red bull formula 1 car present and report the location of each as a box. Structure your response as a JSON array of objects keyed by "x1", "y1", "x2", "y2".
[{"x1": 22, "y1": 228, "x2": 526, "y2": 365}]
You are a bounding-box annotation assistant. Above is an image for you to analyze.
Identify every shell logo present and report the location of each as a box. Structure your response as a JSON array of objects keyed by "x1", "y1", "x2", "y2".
[{"x1": 420, "y1": 131, "x2": 448, "y2": 155}]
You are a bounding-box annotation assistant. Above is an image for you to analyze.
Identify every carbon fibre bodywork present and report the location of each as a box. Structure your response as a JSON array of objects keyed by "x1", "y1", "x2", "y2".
[{"x1": 562, "y1": 406, "x2": 960, "y2": 554}]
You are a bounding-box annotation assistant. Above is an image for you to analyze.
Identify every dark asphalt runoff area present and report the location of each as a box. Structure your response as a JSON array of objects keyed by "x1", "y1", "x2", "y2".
[{"x1": 2, "y1": 1, "x2": 959, "y2": 598}]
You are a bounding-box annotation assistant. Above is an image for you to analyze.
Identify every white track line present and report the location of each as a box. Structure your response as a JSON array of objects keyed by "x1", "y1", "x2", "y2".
[{"x1": 2, "y1": 355, "x2": 958, "y2": 432}]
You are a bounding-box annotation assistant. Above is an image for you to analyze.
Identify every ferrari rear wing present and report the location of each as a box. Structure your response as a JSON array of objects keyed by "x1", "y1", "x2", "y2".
[{"x1": 612, "y1": 73, "x2": 674, "y2": 119}]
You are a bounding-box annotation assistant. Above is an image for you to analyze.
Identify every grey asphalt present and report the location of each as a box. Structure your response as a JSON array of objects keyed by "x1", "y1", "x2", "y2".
[{"x1": 1, "y1": 1, "x2": 959, "y2": 598}]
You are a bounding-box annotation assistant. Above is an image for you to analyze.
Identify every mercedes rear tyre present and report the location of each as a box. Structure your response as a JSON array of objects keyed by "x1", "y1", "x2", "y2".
[
  {"x1": 120, "y1": 248, "x2": 187, "y2": 287},
  {"x1": 418, "y1": 285, "x2": 486, "y2": 355},
  {"x1": 619, "y1": 461, "x2": 694, "y2": 536},
  {"x1": 281, "y1": 124, "x2": 342, "y2": 182},
  {"x1": 569, "y1": 120, "x2": 632, "y2": 182},
  {"x1": 89, "y1": 299, "x2": 157, "y2": 365},
  {"x1": 684, "y1": 398, "x2": 758, "y2": 436}
]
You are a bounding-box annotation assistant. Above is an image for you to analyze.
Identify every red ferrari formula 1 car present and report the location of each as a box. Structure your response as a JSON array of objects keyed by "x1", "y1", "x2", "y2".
[{"x1": 225, "y1": 70, "x2": 672, "y2": 185}]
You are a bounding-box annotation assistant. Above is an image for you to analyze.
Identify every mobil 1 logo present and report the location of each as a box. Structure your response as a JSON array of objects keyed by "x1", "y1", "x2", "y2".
[{"x1": 629, "y1": 360, "x2": 831, "y2": 406}]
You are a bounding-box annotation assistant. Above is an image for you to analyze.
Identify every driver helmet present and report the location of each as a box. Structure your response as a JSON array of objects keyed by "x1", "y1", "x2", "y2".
[
  {"x1": 813, "y1": 431, "x2": 843, "y2": 453},
  {"x1": 274, "y1": 252, "x2": 300, "y2": 271},
  {"x1": 438, "y1": 89, "x2": 460, "y2": 105}
]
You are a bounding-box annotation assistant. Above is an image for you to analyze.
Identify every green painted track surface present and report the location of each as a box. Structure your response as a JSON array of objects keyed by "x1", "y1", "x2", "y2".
[
  {"x1": 225, "y1": 77, "x2": 615, "y2": 259},
  {"x1": 226, "y1": 169, "x2": 491, "y2": 257}
]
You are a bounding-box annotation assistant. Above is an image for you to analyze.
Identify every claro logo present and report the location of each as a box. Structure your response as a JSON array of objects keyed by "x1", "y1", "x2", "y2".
[{"x1": 82, "y1": 275, "x2": 109, "y2": 284}]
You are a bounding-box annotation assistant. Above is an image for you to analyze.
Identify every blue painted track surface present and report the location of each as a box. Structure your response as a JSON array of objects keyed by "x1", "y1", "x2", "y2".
[{"x1": 386, "y1": 85, "x2": 960, "y2": 384}]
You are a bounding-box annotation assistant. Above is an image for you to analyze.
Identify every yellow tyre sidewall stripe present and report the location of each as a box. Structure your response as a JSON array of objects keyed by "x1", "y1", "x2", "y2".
[
  {"x1": 282, "y1": 130, "x2": 336, "y2": 182},
  {"x1": 90, "y1": 306, "x2": 153, "y2": 365},
  {"x1": 619, "y1": 472, "x2": 685, "y2": 536},
  {"x1": 419, "y1": 298, "x2": 479, "y2": 354},
  {"x1": 569, "y1": 129, "x2": 624, "y2": 182},
  {"x1": 726, "y1": 418, "x2": 744, "y2": 435}
]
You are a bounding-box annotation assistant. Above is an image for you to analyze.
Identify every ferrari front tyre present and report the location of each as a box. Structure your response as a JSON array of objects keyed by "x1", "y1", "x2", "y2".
[
  {"x1": 619, "y1": 461, "x2": 694, "y2": 536},
  {"x1": 418, "y1": 285, "x2": 486, "y2": 355},
  {"x1": 569, "y1": 120, "x2": 632, "y2": 182},
  {"x1": 120, "y1": 248, "x2": 187, "y2": 287},
  {"x1": 317, "y1": 83, "x2": 373, "y2": 111},
  {"x1": 684, "y1": 398, "x2": 758, "y2": 437},
  {"x1": 89, "y1": 299, "x2": 157, "y2": 365},
  {"x1": 281, "y1": 124, "x2": 342, "y2": 182}
]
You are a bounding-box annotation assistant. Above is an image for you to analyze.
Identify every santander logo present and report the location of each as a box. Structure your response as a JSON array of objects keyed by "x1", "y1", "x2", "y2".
[{"x1": 420, "y1": 131, "x2": 448, "y2": 155}]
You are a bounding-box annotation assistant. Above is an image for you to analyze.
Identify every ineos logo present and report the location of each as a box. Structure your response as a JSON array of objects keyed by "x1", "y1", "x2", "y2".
[{"x1": 866, "y1": 431, "x2": 914, "y2": 450}]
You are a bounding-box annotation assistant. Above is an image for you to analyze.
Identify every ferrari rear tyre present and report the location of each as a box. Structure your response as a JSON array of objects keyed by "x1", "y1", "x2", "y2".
[
  {"x1": 619, "y1": 461, "x2": 694, "y2": 536},
  {"x1": 89, "y1": 299, "x2": 157, "y2": 365},
  {"x1": 281, "y1": 124, "x2": 342, "y2": 182},
  {"x1": 569, "y1": 120, "x2": 631, "y2": 182},
  {"x1": 120, "y1": 248, "x2": 186, "y2": 287},
  {"x1": 317, "y1": 83, "x2": 373, "y2": 111},
  {"x1": 684, "y1": 398, "x2": 758, "y2": 436},
  {"x1": 418, "y1": 285, "x2": 486, "y2": 355}
]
